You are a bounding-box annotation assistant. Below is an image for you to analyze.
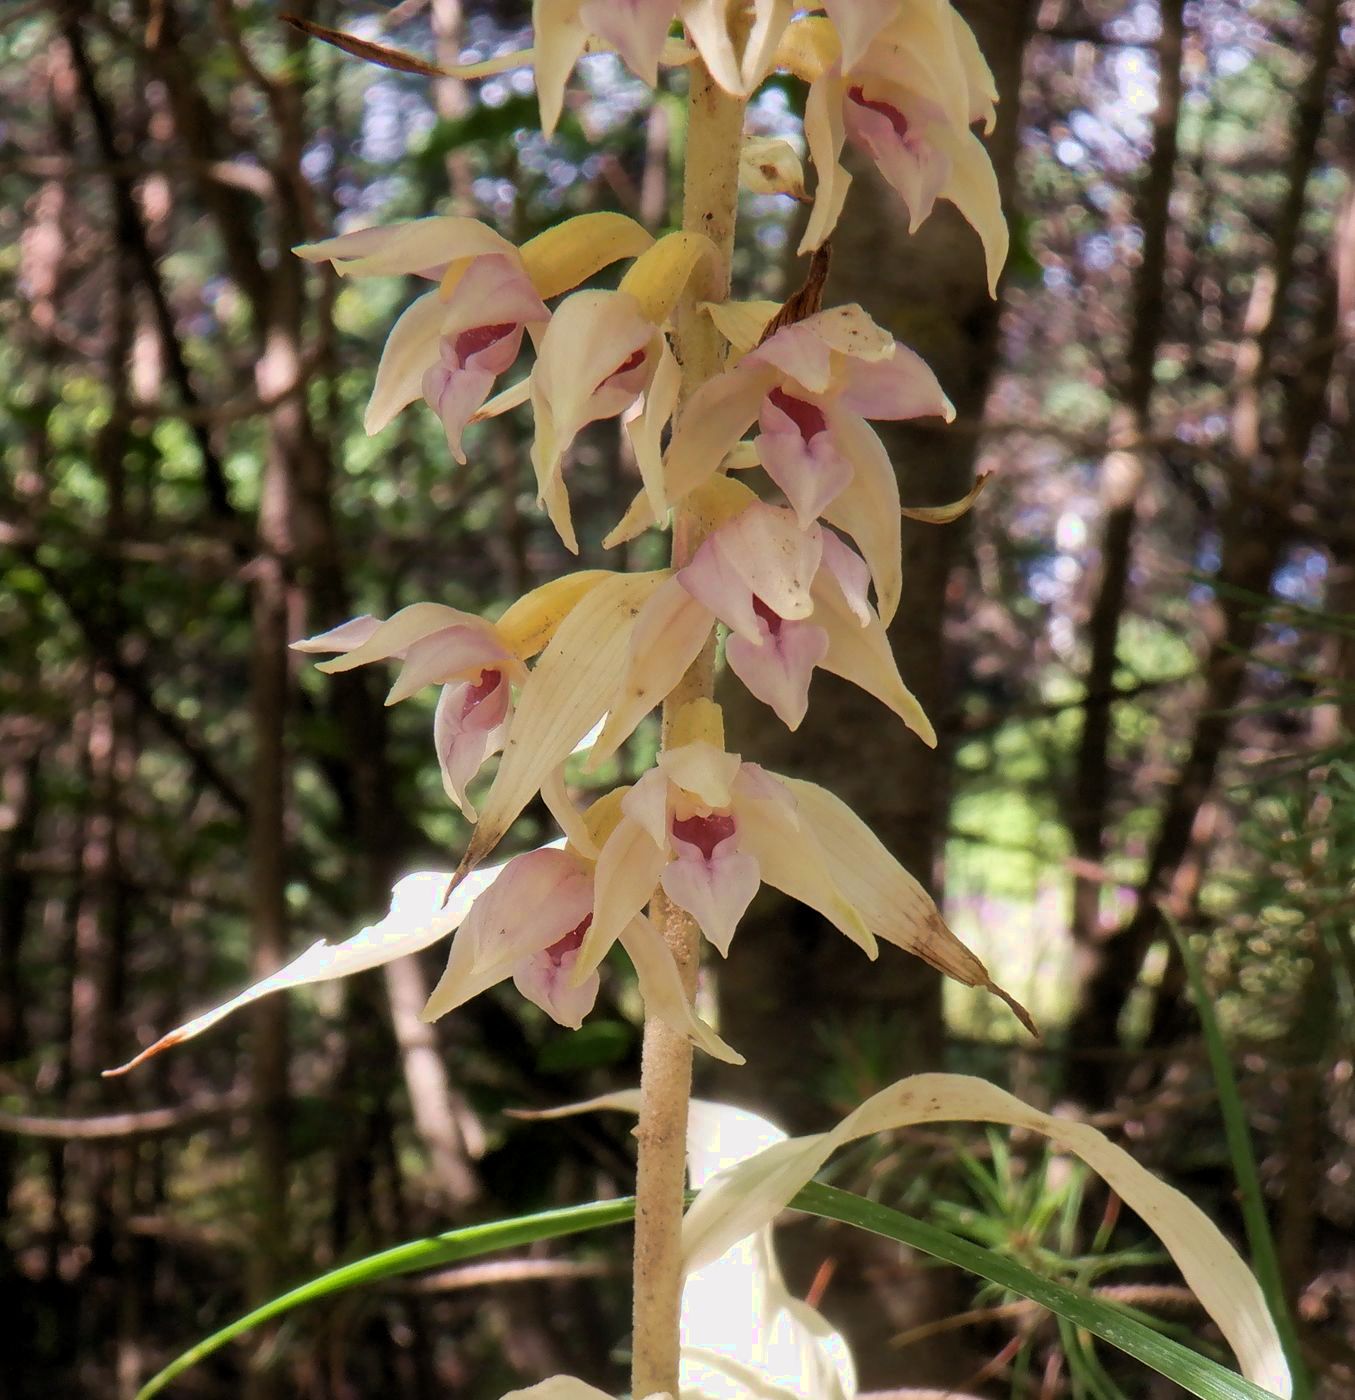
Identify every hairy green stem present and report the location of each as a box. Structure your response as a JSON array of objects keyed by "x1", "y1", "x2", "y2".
[{"x1": 629, "y1": 45, "x2": 746, "y2": 1400}]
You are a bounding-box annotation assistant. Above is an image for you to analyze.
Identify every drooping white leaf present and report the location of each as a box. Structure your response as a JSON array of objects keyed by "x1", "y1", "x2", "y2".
[{"x1": 681, "y1": 1072, "x2": 1292, "y2": 1399}]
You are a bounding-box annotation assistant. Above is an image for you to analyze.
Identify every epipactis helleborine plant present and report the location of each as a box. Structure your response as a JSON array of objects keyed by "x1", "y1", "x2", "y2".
[{"x1": 110, "y1": 5, "x2": 1292, "y2": 1399}]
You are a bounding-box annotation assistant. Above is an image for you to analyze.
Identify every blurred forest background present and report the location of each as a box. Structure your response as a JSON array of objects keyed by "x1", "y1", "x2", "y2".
[{"x1": 2, "y1": 0, "x2": 1354, "y2": 1396}]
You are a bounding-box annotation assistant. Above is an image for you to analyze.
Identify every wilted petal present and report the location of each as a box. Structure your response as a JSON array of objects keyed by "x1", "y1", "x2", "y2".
[
  {"x1": 680, "y1": 1072, "x2": 1292, "y2": 1400},
  {"x1": 579, "y1": 0, "x2": 676, "y2": 84},
  {"x1": 662, "y1": 817, "x2": 760, "y2": 956},
  {"x1": 434, "y1": 671, "x2": 512, "y2": 818}
]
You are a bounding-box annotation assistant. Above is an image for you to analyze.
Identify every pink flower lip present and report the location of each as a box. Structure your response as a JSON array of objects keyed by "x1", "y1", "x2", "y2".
[
  {"x1": 848, "y1": 86, "x2": 910, "y2": 142},
  {"x1": 454, "y1": 322, "x2": 518, "y2": 362},
  {"x1": 671, "y1": 812, "x2": 737, "y2": 862},
  {"x1": 546, "y1": 913, "x2": 593, "y2": 967},
  {"x1": 767, "y1": 387, "x2": 828, "y2": 441},
  {"x1": 462, "y1": 667, "x2": 504, "y2": 715}
]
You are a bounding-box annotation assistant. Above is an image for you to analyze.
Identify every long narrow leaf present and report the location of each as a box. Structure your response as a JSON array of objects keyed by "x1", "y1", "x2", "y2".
[
  {"x1": 135, "y1": 1198, "x2": 637, "y2": 1399},
  {"x1": 140, "y1": 1184, "x2": 1286, "y2": 1400},
  {"x1": 796, "y1": 1183, "x2": 1286, "y2": 1400},
  {"x1": 1169, "y1": 920, "x2": 1310, "y2": 1398}
]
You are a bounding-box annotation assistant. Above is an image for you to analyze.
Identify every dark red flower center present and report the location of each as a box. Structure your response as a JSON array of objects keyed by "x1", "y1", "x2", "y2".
[
  {"x1": 752, "y1": 595, "x2": 785, "y2": 638},
  {"x1": 671, "y1": 812, "x2": 737, "y2": 861},
  {"x1": 462, "y1": 667, "x2": 501, "y2": 715},
  {"x1": 455, "y1": 322, "x2": 515, "y2": 361},
  {"x1": 768, "y1": 386, "x2": 827, "y2": 441},
  {"x1": 848, "y1": 86, "x2": 910, "y2": 141},
  {"x1": 546, "y1": 914, "x2": 592, "y2": 967}
]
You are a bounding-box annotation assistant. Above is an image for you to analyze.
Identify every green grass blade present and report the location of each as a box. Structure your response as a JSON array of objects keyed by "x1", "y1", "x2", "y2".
[
  {"x1": 795, "y1": 1181, "x2": 1286, "y2": 1400},
  {"x1": 1169, "y1": 919, "x2": 1310, "y2": 1398},
  {"x1": 136, "y1": 1196, "x2": 638, "y2": 1399},
  {"x1": 141, "y1": 1182, "x2": 1285, "y2": 1400}
]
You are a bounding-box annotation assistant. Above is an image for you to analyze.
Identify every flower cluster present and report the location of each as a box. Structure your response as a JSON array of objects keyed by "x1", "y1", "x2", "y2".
[{"x1": 117, "y1": 0, "x2": 1028, "y2": 1073}]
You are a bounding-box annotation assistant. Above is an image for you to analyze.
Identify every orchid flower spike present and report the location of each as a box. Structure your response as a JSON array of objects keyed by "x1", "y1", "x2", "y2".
[
  {"x1": 610, "y1": 302, "x2": 953, "y2": 622},
  {"x1": 292, "y1": 572, "x2": 612, "y2": 818},
  {"x1": 781, "y1": 5, "x2": 1007, "y2": 294},
  {"x1": 422, "y1": 842, "x2": 742, "y2": 1064},
  {"x1": 596, "y1": 491, "x2": 932, "y2": 750},
  {"x1": 530, "y1": 0, "x2": 797, "y2": 136},
  {"x1": 295, "y1": 212, "x2": 653, "y2": 459}
]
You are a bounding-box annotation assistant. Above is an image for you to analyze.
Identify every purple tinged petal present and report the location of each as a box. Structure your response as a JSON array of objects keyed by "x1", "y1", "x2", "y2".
[
  {"x1": 386, "y1": 628, "x2": 515, "y2": 705},
  {"x1": 757, "y1": 392, "x2": 854, "y2": 527},
  {"x1": 819, "y1": 530, "x2": 872, "y2": 626},
  {"x1": 434, "y1": 673, "x2": 513, "y2": 818},
  {"x1": 661, "y1": 841, "x2": 760, "y2": 958},
  {"x1": 291, "y1": 614, "x2": 383, "y2": 654},
  {"x1": 726, "y1": 619, "x2": 829, "y2": 730},
  {"x1": 836, "y1": 340, "x2": 953, "y2": 421}
]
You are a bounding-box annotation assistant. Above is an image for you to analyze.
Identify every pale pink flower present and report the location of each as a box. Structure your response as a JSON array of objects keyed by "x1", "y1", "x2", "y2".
[
  {"x1": 296, "y1": 217, "x2": 548, "y2": 458},
  {"x1": 786, "y1": 8, "x2": 1007, "y2": 293},
  {"x1": 618, "y1": 304, "x2": 952, "y2": 622},
  {"x1": 529, "y1": 288, "x2": 680, "y2": 552},
  {"x1": 293, "y1": 604, "x2": 525, "y2": 819},
  {"x1": 530, "y1": 0, "x2": 795, "y2": 135},
  {"x1": 589, "y1": 501, "x2": 932, "y2": 765}
]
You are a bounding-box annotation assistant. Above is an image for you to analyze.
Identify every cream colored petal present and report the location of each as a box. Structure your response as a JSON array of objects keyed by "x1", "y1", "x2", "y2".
[
  {"x1": 819, "y1": 410, "x2": 901, "y2": 622},
  {"x1": 618, "y1": 230, "x2": 718, "y2": 325},
  {"x1": 295, "y1": 216, "x2": 515, "y2": 278},
  {"x1": 589, "y1": 576, "x2": 713, "y2": 767},
  {"x1": 501, "y1": 1376, "x2": 617, "y2": 1400},
  {"x1": 495, "y1": 569, "x2": 613, "y2": 659},
  {"x1": 771, "y1": 14, "x2": 838, "y2": 82},
  {"x1": 531, "y1": 0, "x2": 590, "y2": 136},
  {"x1": 677, "y1": 0, "x2": 746, "y2": 93},
  {"x1": 473, "y1": 373, "x2": 533, "y2": 423},
  {"x1": 681, "y1": 1072, "x2": 1293, "y2": 1400},
  {"x1": 365, "y1": 291, "x2": 448, "y2": 434},
  {"x1": 739, "y1": 0, "x2": 795, "y2": 91},
  {"x1": 679, "y1": 504, "x2": 822, "y2": 628},
  {"x1": 518, "y1": 210, "x2": 655, "y2": 300},
  {"x1": 313, "y1": 602, "x2": 492, "y2": 674},
  {"x1": 662, "y1": 360, "x2": 771, "y2": 506},
  {"x1": 798, "y1": 73, "x2": 853, "y2": 254},
  {"x1": 619, "y1": 917, "x2": 744, "y2": 1064},
  {"x1": 739, "y1": 136, "x2": 806, "y2": 200},
  {"x1": 658, "y1": 740, "x2": 741, "y2": 809},
  {"x1": 813, "y1": 568, "x2": 934, "y2": 744},
  {"x1": 620, "y1": 767, "x2": 671, "y2": 849},
  {"x1": 873, "y1": 0, "x2": 968, "y2": 131},
  {"x1": 703, "y1": 298, "x2": 782, "y2": 354},
  {"x1": 821, "y1": 0, "x2": 897, "y2": 72},
  {"x1": 541, "y1": 764, "x2": 598, "y2": 857},
  {"x1": 782, "y1": 775, "x2": 1034, "y2": 1024},
  {"x1": 576, "y1": 814, "x2": 669, "y2": 978},
  {"x1": 459, "y1": 570, "x2": 668, "y2": 873},
  {"x1": 731, "y1": 768, "x2": 875, "y2": 956},
  {"x1": 935, "y1": 124, "x2": 1008, "y2": 298},
  {"x1": 627, "y1": 335, "x2": 682, "y2": 522},
  {"x1": 950, "y1": 7, "x2": 999, "y2": 131},
  {"x1": 103, "y1": 852, "x2": 540, "y2": 1076}
]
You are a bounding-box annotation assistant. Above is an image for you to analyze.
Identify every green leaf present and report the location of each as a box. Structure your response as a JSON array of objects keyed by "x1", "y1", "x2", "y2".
[
  {"x1": 139, "y1": 1183, "x2": 1284, "y2": 1400},
  {"x1": 536, "y1": 1019, "x2": 633, "y2": 1073},
  {"x1": 795, "y1": 1181, "x2": 1285, "y2": 1400},
  {"x1": 1170, "y1": 919, "x2": 1310, "y2": 1399}
]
